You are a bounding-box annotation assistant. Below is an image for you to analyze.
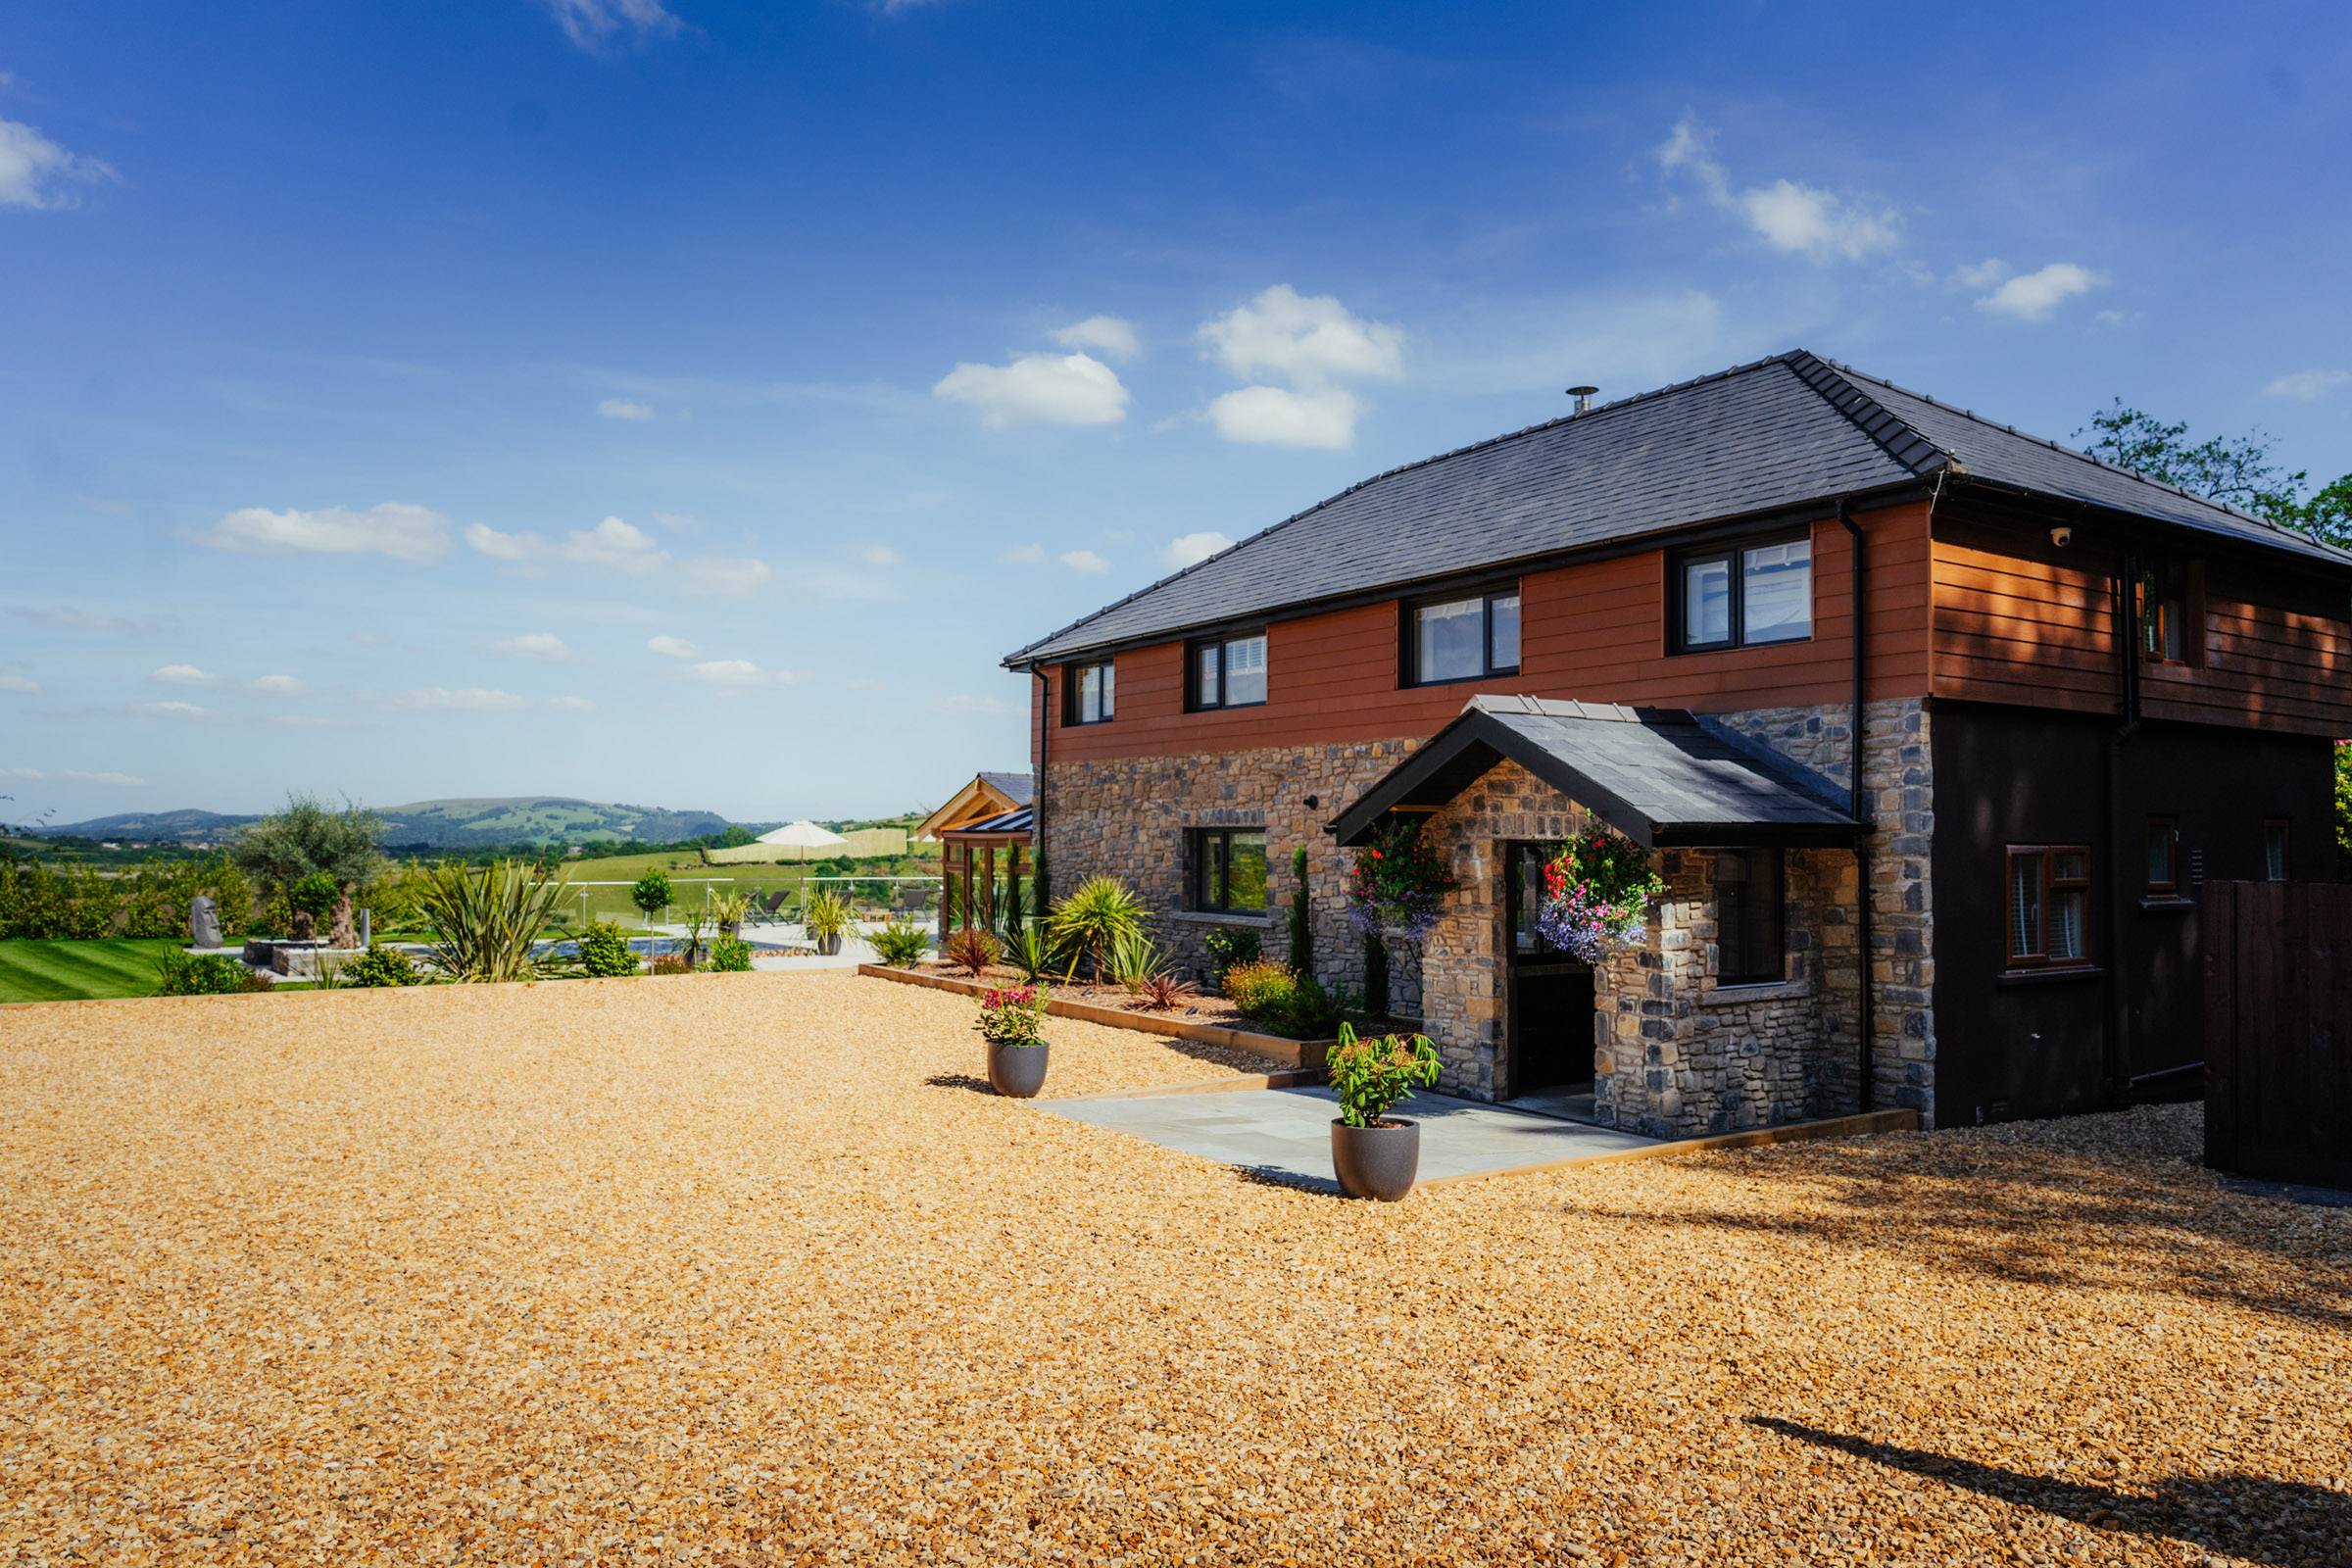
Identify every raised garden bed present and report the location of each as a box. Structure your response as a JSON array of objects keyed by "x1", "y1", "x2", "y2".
[{"x1": 860, "y1": 963, "x2": 1335, "y2": 1071}]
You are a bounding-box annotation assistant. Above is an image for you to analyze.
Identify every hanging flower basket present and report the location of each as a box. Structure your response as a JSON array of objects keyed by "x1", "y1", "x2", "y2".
[
  {"x1": 1535, "y1": 829, "x2": 1667, "y2": 962},
  {"x1": 1346, "y1": 817, "x2": 1461, "y2": 946}
]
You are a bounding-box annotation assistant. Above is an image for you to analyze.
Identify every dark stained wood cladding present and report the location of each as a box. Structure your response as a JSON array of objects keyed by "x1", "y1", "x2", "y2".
[
  {"x1": 1046, "y1": 501, "x2": 1935, "y2": 762},
  {"x1": 1930, "y1": 509, "x2": 2352, "y2": 736}
]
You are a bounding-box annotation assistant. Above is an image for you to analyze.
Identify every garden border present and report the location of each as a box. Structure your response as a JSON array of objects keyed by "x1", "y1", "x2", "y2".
[{"x1": 858, "y1": 963, "x2": 1334, "y2": 1069}]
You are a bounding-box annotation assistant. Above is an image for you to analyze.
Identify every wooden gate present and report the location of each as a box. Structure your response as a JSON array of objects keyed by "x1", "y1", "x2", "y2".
[{"x1": 2202, "y1": 881, "x2": 2352, "y2": 1187}]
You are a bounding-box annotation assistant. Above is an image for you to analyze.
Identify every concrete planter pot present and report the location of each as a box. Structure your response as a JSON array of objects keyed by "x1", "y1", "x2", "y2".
[
  {"x1": 1330, "y1": 1118, "x2": 1421, "y2": 1200},
  {"x1": 815, "y1": 932, "x2": 843, "y2": 956},
  {"x1": 985, "y1": 1041, "x2": 1051, "y2": 1099}
]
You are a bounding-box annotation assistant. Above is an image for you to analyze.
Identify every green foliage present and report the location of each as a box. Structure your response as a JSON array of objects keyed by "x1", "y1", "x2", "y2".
[
  {"x1": 1325, "y1": 1020, "x2": 1441, "y2": 1127},
  {"x1": 1029, "y1": 842, "x2": 1050, "y2": 925},
  {"x1": 289, "y1": 871, "x2": 339, "y2": 918},
  {"x1": 2337, "y1": 743, "x2": 2352, "y2": 878},
  {"x1": 629, "y1": 869, "x2": 673, "y2": 920},
  {"x1": 415, "y1": 858, "x2": 575, "y2": 983},
  {"x1": 1346, "y1": 817, "x2": 1460, "y2": 943},
  {"x1": 866, "y1": 919, "x2": 931, "y2": 967},
  {"x1": 945, "y1": 925, "x2": 1003, "y2": 976},
  {"x1": 1046, "y1": 875, "x2": 1148, "y2": 981},
  {"x1": 0, "y1": 856, "x2": 253, "y2": 941},
  {"x1": 998, "y1": 868, "x2": 1028, "y2": 940},
  {"x1": 716, "y1": 825, "x2": 757, "y2": 849},
  {"x1": 348, "y1": 943, "x2": 423, "y2": 987},
  {"x1": 229, "y1": 794, "x2": 386, "y2": 900},
  {"x1": 153, "y1": 949, "x2": 273, "y2": 997},
  {"x1": 1105, "y1": 927, "x2": 1163, "y2": 993},
  {"x1": 1202, "y1": 926, "x2": 1262, "y2": 977},
  {"x1": 974, "y1": 985, "x2": 1048, "y2": 1048},
  {"x1": 575, "y1": 919, "x2": 640, "y2": 978},
  {"x1": 1222, "y1": 957, "x2": 1298, "y2": 1018},
  {"x1": 677, "y1": 909, "x2": 711, "y2": 969},
  {"x1": 1003, "y1": 922, "x2": 1054, "y2": 983},
  {"x1": 803, "y1": 887, "x2": 857, "y2": 940},
  {"x1": 2080, "y1": 399, "x2": 2352, "y2": 547},
  {"x1": 1288, "y1": 845, "x2": 1312, "y2": 979},
  {"x1": 706, "y1": 936, "x2": 753, "y2": 972}
]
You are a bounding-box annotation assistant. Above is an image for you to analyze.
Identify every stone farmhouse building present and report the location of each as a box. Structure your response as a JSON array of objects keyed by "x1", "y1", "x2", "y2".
[{"x1": 1003, "y1": 352, "x2": 2352, "y2": 1137}]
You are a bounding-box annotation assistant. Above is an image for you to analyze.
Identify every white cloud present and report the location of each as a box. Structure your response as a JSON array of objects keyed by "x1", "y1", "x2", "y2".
[
  {"x1": 654, "y1": 512, "x2": 701, "y2": 531},
  {"x1": 933, "y1": 352, "x2": 1130, "y2": 427},
  {"x1": 1162, "y1": 531, "x2": 1234, "y2": 568},
  {"x1": 648, "y1": 635, "x2": 699, "y2": 658},
  {"x1": 999, "y1": 543, "x2": 1046, "y2": 565},
  {"x1": 131, "y1": 700, "x2": 210, "y2": 719},
  {"x1": 675, "y1": 556, "x2": 772, "y2": 597},
  {"x1": 549, "y1": 696, "x2": 596, "y2": 711},
  {"x1": 1207, "y1": 385, "x2": 1362, "y2": 451},
  {"x1": 1656, "y1": 118, "x2": 1897, "y2": 264},
  {"x1": 1200, "y1": 285, "x2": 1403, "y2": 384},
  {"x1": 2266, "y1": 368, "x2": 2352, "y2": 402},
  {"x1": 0, "y1": 119, "x2": 115, "y2": 210},
  {"x1": 1059, "y1": 550, "x2": 1111, "y2": 573},
  {"x1": 564, "y1": 514, "x2": 663, "y2": 569},
  {"x1": 484, "y1": 632, "x2": 573, "y2": 662},
  {"x1": 148, "y1": 663, "x2": 220, "y2": 687},
  {"x1": 0, "y1": 674, "x2": 40, "y2": 694},
  {"x1": 246, "y1": 674, "x2": 308, "y2": 696},
  {"x1": 681, "y1": 660, "x2": 808, "y2": 688},
  {"x1": 1051, "y1": 316, "x2": 1142, "y2": 361},
  {"x1": 0, "y1": 766, "x2": 145, "y2": 786},
  {"x1": 200, "y1": 502, "x2": 450, "y2": 564},
  {"x1": 543, "y1": 0, "x2": 681, "y2": 50},
  {"x1": 371, "y1": 687, "x2": 530, "y2": 712},
  {"x1": 928, "y1": 694, "x2": 1018, "y2": 716},
  {"x1": 1976, "y1": 263, "x2": 2108, "y2": 321},
  {"x1": 1952, "y1": 258, "x2": 2010, "y2": 289},
  {"x1": 598, "y1": 399, "x2": 655, "y2": 420},
  {"x1": 466, "y1": 517, "x2": 769, "y2": 597},
  {"x1": 859, "y1": 545, "x2": 902, "y2": 567},
  {"x1": 464, "y1": 521, "x2": 539, "y2": 562}
]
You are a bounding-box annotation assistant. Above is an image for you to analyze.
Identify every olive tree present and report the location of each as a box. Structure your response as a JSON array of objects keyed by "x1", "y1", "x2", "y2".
[{"x1": 229, "y1": 794, "x2": 387, "y2": 946}]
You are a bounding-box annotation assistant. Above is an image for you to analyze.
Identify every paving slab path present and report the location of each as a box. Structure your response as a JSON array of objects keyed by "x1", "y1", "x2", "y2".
[{"x1": 1040, "y1": 1083, "x2": 1658, "y2": 1191}]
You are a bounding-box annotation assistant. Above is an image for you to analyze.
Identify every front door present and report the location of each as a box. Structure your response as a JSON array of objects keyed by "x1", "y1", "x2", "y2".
[{"x1": 1503, "y1": 841, "x2": 1595, "y2": 1102}]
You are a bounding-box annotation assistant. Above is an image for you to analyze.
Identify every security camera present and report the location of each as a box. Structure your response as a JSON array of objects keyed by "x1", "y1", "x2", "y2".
[{"x1": 2050, "y1": 526, "x2": 2074, "y2": 548}]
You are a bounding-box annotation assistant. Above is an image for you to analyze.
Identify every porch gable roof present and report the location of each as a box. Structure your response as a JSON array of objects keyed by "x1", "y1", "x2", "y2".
[{"x1": 1326, "y1": 694, "x2": 1864, "y2": 849}]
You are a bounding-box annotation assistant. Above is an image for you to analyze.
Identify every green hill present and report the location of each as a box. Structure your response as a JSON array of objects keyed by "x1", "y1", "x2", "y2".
[{"x1": 38, "y1": 797, "x2": 764, "y2": 850}]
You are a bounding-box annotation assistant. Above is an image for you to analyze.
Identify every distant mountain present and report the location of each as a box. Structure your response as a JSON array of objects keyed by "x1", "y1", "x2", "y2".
[{"x1": 36, "y1": 797, "x2": 748, "y2": 849}]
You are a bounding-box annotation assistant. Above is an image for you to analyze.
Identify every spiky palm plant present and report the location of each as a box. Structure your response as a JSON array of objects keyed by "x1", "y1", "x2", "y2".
[
  {"x1": 1046, "y1": 876, "x2": 1149, "y2": 984},
  {"x1": 415, "y1": 858, "x2": 574, "y2": 983}
]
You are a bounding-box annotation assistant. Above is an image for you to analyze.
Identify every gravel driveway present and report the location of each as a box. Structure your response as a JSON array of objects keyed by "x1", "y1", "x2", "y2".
[{"x1": 2, "y1": 972, "x2": 2346, "y2": 1565}]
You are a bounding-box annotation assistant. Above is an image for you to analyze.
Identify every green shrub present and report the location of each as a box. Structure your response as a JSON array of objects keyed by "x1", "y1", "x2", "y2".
[
  {"x1": 575, "y1": 918, "x2": 640, "y2": 978},
  {"x1": 1325, "y1": 1021, "x2": 1441, "y2": 1127},
  {"x1": 1202, "y1": 926, "x2": 1261, "y2": 977},
  {"x1": 1003, "y1": 923, "x2": 1053, "y2": 983},
  {"x1": 289, "y1": 871, "x2": 338, "y2": 918},
  {"x1": 707, "y1": 937, "x2": 753, "y2": 972},
  {"x1": 153, "y1": 950, "x2": 273, "y2": 997},
  {"x1": 867, "y1": 919, "x2": 930, "y2": 967},
  {"x1": 415, "y1": 858, "x2": 575, "y2": 983},
  {"x1": 944, "y1": 925, "x2": 1002, "y2": 976},
  {"x1": 348, "y1": 943, "x2": 422, "y2": 987},
  {"x1": 1221, "y1": 958, "x2": 1298, "y2": 1019},
  {"x1": 630, "y1": 870, "x2": 672, "y2": 922},
  {"x1": 1045, "y1": 876, "x2": 1148, "y2": 982}
]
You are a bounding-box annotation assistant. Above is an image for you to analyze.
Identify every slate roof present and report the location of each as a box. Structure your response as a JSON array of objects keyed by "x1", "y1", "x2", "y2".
[
  {"x1": 977, "y1": 771, "x2": 1035, "y2": 807},
  {"x1": 939, "y1": 805, "x2": 1033, "y2": 840},
  {"x1": 1328, "y1": 696, "x2": 1862, "y2": 849},
  {"x1": 1007, "y1": 350, "x2": 2351, "y2": 666}
]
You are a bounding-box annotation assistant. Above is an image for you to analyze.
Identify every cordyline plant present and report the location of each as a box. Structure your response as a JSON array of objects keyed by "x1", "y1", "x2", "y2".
[
  {"x1": 1325, "y1": 1020, "x2": 1441, "y2": 1127},
  {"x1": 1346, "y1": 817, "x2": 1460, "y2": 943},
  {"x1": 974, "y1": 986, "x2": 1048, "y2": 1048},
  {"x1": 1535, "y1": 828, "x2": 1667, "y2": 961},
  {"x1": 1046, "y1": 876, "x2": 1148, "y2": 983},
  {"x1": 415, "y1": 858, "x2": 575, "y2": 983}
]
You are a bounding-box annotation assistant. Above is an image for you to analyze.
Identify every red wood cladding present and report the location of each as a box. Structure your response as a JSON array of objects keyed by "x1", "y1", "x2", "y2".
[
  {"x1": 1045, "y1": 500, "x2": 1935, "y2": 762},
  {"x1": 1929, "y1": 514, "x2": 2352, "y2": 736}
]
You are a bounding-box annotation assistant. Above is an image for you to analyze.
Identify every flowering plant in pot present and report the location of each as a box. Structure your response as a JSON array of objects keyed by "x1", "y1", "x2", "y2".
[
  {"x1": 1535, "y1": 829, "x2": 1666, "y2": 962},
  {"x1": 974, "y1": 985, "x2": 1051, "y2": 1098},
  {"x1": 1325, "y1": 1020, "x2": 1441, "y2": 1200}
]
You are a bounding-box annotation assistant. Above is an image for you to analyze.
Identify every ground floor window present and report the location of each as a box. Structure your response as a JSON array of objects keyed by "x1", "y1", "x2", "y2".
[
  {"x1": 2145, "y1": 816, "x2": 2178, "y2": 895},
  {"x1": 2265, "y1": 818, "x2": 2289, "y2": 881},
  {"x1": 2007, "y1": 845, "x2": 2090, "y2": 967},
  {"x1": 1714, "y1": 848, "x2": 1784, "y2": 984},
  {"x1": 1193, "y1": 828, "x2": 1268, "y2": 913}
]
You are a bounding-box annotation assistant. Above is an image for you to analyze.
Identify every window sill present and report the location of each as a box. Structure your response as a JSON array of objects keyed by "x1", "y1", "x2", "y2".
[
  {"x1": 1186, "y1": 704, "x2": 1268, "y2": 714},
  {"x1": 1704, "y1": 978, "x2": 1809, "y2": 1004},
  {"x1": 1167, "y1": 909, "x2": 1276, "y2": 928},
  {"x1": 1406, "y1": 669, "x2": 1521, "y2": 690},
  {"x1": 1996, "y1": 965, "x2": 2106, "y2": 988},
  {"x1": 2138, "y1": 896, "x2": 2193, "y2": 913}
]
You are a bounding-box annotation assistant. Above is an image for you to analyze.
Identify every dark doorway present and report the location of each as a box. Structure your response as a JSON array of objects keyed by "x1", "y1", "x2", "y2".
[{"x1": 1502, "y1": 840, "x2": 1596, "y2": 1118}]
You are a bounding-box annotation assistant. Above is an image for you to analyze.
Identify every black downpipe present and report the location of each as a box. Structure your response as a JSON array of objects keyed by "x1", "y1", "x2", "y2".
[
  {"x1": 1031, "y1": 664, "x2": 1051, "y2": 910},
  {"x1": 1837, "y1": 500, "x2": 1873, "y2": 1113}
]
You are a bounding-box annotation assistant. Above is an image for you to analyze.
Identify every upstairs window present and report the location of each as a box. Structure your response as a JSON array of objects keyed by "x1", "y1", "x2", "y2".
[
  {"x1": 2135, "y1": 560, "x2": 2204, "y2": 665},
  {"x1": 1408, "y1": 587, "x2": 1521, "y2": 686},
  {"x1": 1191, "y1": 631, "x2": 1267, "y2": 710},
  {"x1": 1677, "y1": 534, "x2": 1812, "y2": 651},
  {"x1": 2265, "y1": 819, "x2": 2289, "y2": 881},
  {"x1": 1714, "y1": 848, "x2": 1785, "y2": 985},
  {"x1": 2007, "y1": 846, "x2": 2091, "y2": 969},
  {"x1": 1193, "y1": 828, "x2": 1268, "y2": 913},
  {"x1": 1064, "y1": 660, "x2": 1114, "y2": 726},
  {"x1": 2145, "y1": 817, "x2": 2179, "y2": 896}
]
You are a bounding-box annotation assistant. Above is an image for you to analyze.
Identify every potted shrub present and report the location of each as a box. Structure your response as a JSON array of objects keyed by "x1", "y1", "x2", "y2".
[
  {"x1": 804, "y1": 888, "x2": 855, "y2": 956},
  {"x1": 1326, "y1": 1020, "x2": 1442, "y2": 1201},
  {"x1": 712, "y1": 889, "x2": 752, "y2": 943},
  {"x1": 975, "y1": 985, "x2": 1051, "y2": 1098}
]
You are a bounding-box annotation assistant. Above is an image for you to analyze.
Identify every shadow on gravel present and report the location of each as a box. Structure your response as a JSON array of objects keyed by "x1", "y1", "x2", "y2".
[
  {"x1": 1753, "y1": 1417, "x2": 2351, "y2": 1568},
  {"x1": 922, "y1": 1072, "x2": 995, "y2": 1095},
  {"x1": 1583, "y1": 1124, "x2": 2352, "y2": 1329},
  {"x1": 1234, "y1": 1164, "x2": 1341, "y2": 1197}
]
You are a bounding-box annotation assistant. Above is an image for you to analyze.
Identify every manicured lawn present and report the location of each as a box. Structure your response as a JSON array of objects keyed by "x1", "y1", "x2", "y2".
[{"x1": 0, "y1": 939, "x2": 188, "y2": 1004}]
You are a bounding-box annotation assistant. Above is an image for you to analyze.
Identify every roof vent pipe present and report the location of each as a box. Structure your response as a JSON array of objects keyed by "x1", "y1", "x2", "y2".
[{"x1": 1566, "y1": 385, "x2": 1597, "y2": 416}]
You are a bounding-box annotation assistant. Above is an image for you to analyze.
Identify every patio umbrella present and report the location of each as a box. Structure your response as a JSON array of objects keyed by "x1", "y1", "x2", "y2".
[{"x1": 757, "y1": 819, "x2": 849, "y2": 863}]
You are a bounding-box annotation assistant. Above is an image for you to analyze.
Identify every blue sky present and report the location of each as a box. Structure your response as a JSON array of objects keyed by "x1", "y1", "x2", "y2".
[{"x1": 4, "y1": 0, "x2": 2349, "y2": 826}]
